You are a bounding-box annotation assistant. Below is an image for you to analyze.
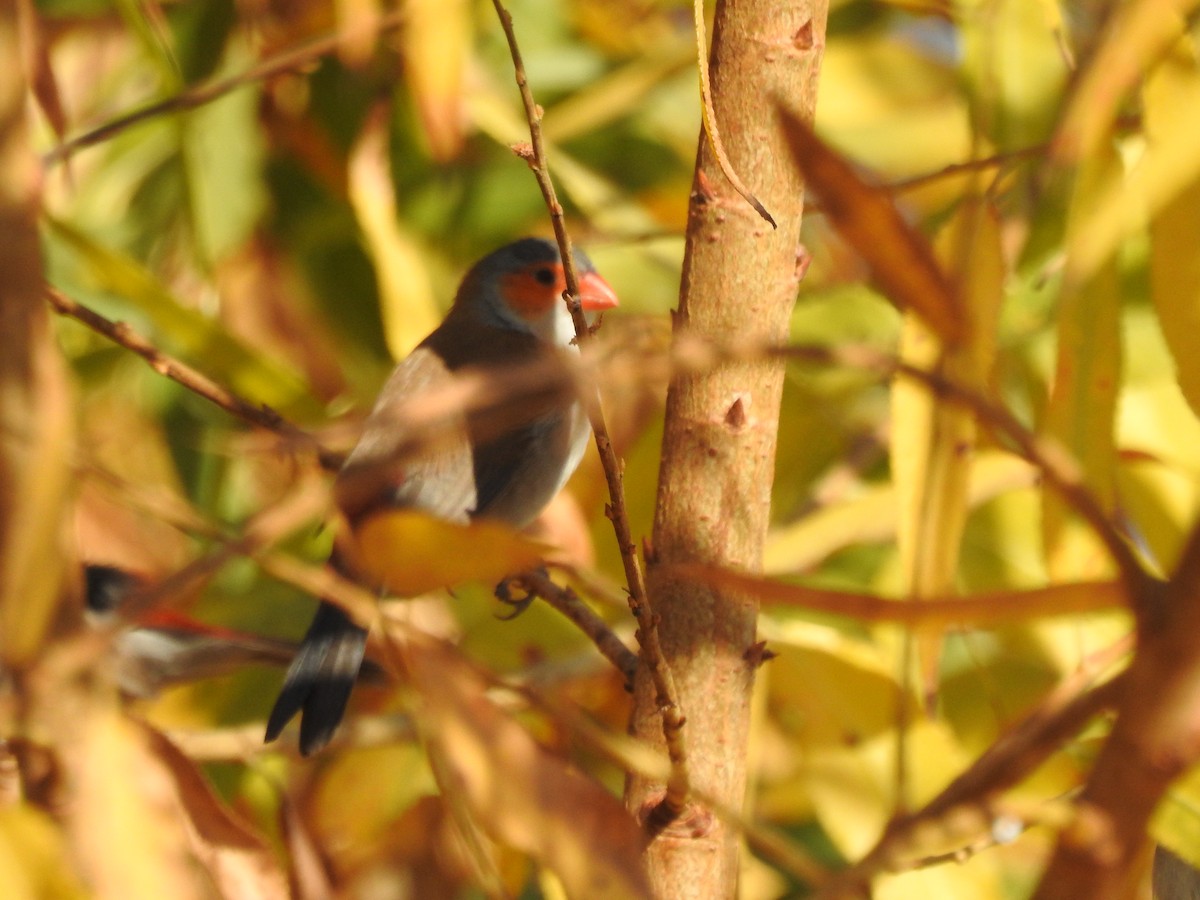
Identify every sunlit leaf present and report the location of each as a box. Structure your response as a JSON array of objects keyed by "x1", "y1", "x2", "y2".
[
  {"x1": 0, "y1": 95, "x2": 68, "y2": 663},
  {"x1": 1044, "y1": 143, "x2": 1121, "y2": 580},
  {"x1": 1152, "y1": 761, "x2": 1200, "y2": 872},
  {"x1": 348, "y1": 105, "x2": 441, "y2": 358},
  {"x1": 142, "y1": 727, "x2": 290, "y2": 900},
  {"x1": 70, "y1": 706, "x2": 204, "y2": 900},
  {"x1": 891, "y1": 198, "x2": 1003, "y2": 693},
  {"x1": 689, "y1": 565, "x2": 1124, "y2": 628},
  {"x1": 400, "y1": 631, "x2": 652, "y2": 898},
  {"x1": 0, "y1": 805, "x2": 86, "y2": 900},
  {"x1": 804, "y1": 719, "x2": 968, "y2": 858},
  {"x1": 351, "y1": 510, "x2": 547, "y2": 597},
  {"x1": 765, "y1": 451, "x2": 1037, "y2": 573},
  {"x1": 815, "y1": 30, "x2": 969, "y2": 185},
  {"x1": 1054, "y1": 0, "x2": 1200, "y2": 163},
  {"x1": 1117, "y1": 458, "x2": 1199, "y2": 575},
  {"x1": 309, "y1": 744, "x2": 437, "y2": 871},
  {"x1": 778, "y1": 107, "x2": 963, "y2": 345},
  {"x1": 876, "y1": 856, "x2": 1006, "y2": 900},
  {"x1": 956, "y1": 0, "x2": 1068, "y2": 149},
  {"x1": 401, "y1": 0, "x2": 469, "y2": 160},
  {"x1": 1068, "y1": 36, "x2": 1200, "y2": 283},
  {"x1": 1147, "y1": 38, "x2": 1200, "y2": 421}
]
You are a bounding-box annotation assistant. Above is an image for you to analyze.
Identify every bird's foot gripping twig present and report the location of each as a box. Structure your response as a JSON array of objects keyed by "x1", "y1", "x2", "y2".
[
  {"x1": 494, "y1": 568, "x2": 639, "y2": 685},
  {"x1": 494, "y1": 569, "x2": 545, "y2": 620}
]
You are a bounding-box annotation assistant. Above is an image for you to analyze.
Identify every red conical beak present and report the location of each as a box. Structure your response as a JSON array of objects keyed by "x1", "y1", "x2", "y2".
[{"x1": 578, "y1": 271, "x2": 619, "y2": 311}]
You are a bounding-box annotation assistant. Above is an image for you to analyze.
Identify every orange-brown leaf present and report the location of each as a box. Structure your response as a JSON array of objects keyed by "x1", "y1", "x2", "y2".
[
  {"x1": 680, "y1": 565, "x2": 1126, "y2": 629},
  {"x1": 399, "y1": 631, "x2": 652, "y2": 898},
  {"x1": 779, "y1": 106, "x2": 963, "y2": 345}
]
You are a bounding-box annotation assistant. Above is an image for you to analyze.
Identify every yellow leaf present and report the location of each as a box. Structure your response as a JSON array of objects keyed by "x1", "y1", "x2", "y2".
[
  {"x1": 1148, "y1": 38, "x2": 1200, "y2": 420},
  {"x1": 894, "y1": 200, "x2": 1003, "y2": 592},
  {"x1": 350, "y1": 510, "x2": 547, "y2": 597},
  {"x1": 1055, "y1": 0, "x2": 1199, "y2": 163},
  {"x1": 401, "y1": 0, "x2": 469, "y2": 160},
  {"x1": 1044, "y1": 143, "x2": 1122, "y2": 580},
  {"x1": 876, "y1": 856, "x2": 1007, "y2": 900},
  {"x1": 1118, "y1": 458, "x2": 1199, "y2": 575},
  {"x1": 692, "y1": 566, "x2": 1125, "y2": 629},
  {"x1": 70, "y1": 707, "x2": 204, "y2": 900},
  {"x1": 765, "y1": 451, "x2": 1036, "y2": 574},
  {"x1": 891, "y1": 200, "x2": 1003, "y2": 692},
  {"x1": 141, "y1": 727, "x2": 290, "y2": 900},
  {"x1": 0, "y1": 806, "x2": 86, "y2": 900},
  {"x1": 0, "y1": 294, "x2": 70, "y2": 667},
  {"x1": 310, "y1": 744, "x2": 437, "y2": 871},
  {"x1": 1068, "y1": 33, "x2": 1200, "y2": 283},
  {"x1": 804, "y1": 720, "x2": 967, "y2": 858},
  {"x1": 347, "y1": 106, "x2": 441, "y2": 359},
  {"x1": 1152, "y1": 760, "x2": 1200, "y2": 872}
]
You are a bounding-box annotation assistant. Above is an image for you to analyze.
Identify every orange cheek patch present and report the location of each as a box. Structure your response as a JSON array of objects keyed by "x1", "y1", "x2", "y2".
[{"x1": 499, "y1": 269, "x2": 567, "y2": 320}]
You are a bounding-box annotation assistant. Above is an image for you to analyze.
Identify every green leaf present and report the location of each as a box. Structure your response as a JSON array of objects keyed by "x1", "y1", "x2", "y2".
[{"x1": 47, "y1": 218, "x2": 317, "y2": 417}]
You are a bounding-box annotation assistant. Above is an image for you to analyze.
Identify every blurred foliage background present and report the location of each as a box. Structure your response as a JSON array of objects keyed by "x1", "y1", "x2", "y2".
[{"x1": 7, "y1": 0, "x2": 1200, "y2": 896}]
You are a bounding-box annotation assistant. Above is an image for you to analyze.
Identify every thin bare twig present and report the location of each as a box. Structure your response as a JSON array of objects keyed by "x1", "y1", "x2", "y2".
[
  {"x1": 507, "y1": 570, "x2": 638, "y2": 684},
  {"x1": 42, "y1": 9, "x2": 408, "y2": 167},
  {"x1": 490, "y1": 0, "x2": 692, "y2": 827},
  {"x1": 45, "y1": 286, "x2": 343, "y2": 471},
  {"x1": 55, "y1": 274, "x2": 1141, "y2": 624}
]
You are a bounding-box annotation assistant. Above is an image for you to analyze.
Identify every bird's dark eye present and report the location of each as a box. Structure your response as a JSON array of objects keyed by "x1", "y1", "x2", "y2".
[{"x1": 532, "y1": 266, "x2": 556, "y2": 285}]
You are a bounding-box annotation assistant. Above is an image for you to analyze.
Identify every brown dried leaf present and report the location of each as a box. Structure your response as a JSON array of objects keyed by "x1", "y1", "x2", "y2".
[
  {"x1": 398, "y1": 631, "x2": 652, "y2": 899},
  {"x1": 69, "y1": 706, "x2": 204, "y2": 900},
  {"x1": 141, "y1": 727, "x2": 290, "y2": 900},
  {"x1": 16, "y1": 0, "x2": 67, "y2": 142},
  {"x1": 679, "y1": 566, "x2": 1126, "y2": 629},
  {"x1": 0, "y1": 7, "x2": 69, "y2": 665},
  {"x1": 778, "y1": 107, "x2": 963, "y2": 345},
  {"x1": 278, "y1": 794, "x2": 336, "y2": 900}
]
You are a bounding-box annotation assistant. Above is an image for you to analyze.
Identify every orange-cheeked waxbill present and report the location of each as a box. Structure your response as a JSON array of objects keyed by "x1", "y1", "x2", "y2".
[{"x1": 265, "y1": 237, "x2": 618, "y2": 755}]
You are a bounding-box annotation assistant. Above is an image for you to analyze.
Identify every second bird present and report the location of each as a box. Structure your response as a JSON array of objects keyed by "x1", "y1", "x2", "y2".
[{"x1": 265, "y1": 237, "x2": 619, "y2": 755}]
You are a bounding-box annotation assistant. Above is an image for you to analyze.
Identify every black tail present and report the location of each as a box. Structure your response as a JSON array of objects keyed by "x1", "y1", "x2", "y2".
[{"x1": 264, "y1": 600, "x2": 367, "y2": 755}]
